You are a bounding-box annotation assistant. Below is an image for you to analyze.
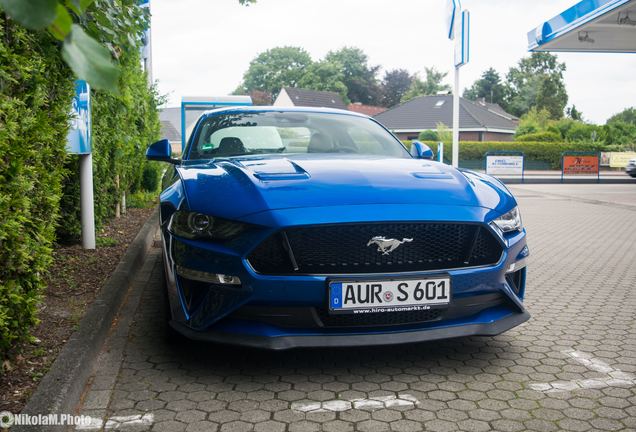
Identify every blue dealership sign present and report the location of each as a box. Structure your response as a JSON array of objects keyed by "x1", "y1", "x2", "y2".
[
  {"x1": 66, "y1": 80, "x2": 91, "y2": 154},
  {"x1": 454, "y1": 9, "x2": 470, "y2": 67},
  {"x1": 445, "y1": 0, "x2": 461, "y2": 40}
]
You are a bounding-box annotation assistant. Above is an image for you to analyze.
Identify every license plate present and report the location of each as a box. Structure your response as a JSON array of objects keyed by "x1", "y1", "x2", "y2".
[{"x1": 328, "y1": 277, "x2": 451, "y2": 314}]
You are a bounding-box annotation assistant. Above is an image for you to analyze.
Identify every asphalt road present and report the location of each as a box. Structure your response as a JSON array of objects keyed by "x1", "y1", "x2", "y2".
[{"x1": 76, "y1": 184, "x2": 636, "y2": 432}]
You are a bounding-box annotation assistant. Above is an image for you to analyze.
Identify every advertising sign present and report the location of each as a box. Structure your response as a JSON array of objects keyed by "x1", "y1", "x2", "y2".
[
  {"x1": 600, "y1": 152, "x2": 611, "y2": 167},
  {"x1": 66, "y1": 80, "x2": 91, "y2": 154},
  {"x1": 609, "y1": 152, "x2": 636, "y2": 168},
  {"x1": 486, "y1": 155, "x2": 524, "y2": 176},
  {"x1": 562, "y1": 155, "x2": 599, "y2": 175}
]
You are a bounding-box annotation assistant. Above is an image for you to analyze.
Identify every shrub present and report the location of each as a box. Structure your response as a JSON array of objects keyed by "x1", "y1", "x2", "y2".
[
  {"x1": 515, "y1": 108, "x2": 552, "y2": 137},
  {"x1": 141, "y1": 163, "x2": 160, "y2": 193},
  {"x1": 418, "y1": 130, "x2": 438, "y2": 141},
  {"x1": 0, "y1": 16, "x2": 74, "y2": 355},
  {"x1": 516, "y1": 108, "x2": 609, "y2": 144},
  {"x1": 600, "y1": 121, "x2": 636, "y2": 150},
  {"x1": 515, "y1": 131, "x2": 561, "y2": 142}
]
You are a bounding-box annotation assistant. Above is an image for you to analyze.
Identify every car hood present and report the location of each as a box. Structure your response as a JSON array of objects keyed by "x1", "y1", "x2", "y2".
[{"x1": 177, "y1": 154, "x2": 513, "y2": 220}]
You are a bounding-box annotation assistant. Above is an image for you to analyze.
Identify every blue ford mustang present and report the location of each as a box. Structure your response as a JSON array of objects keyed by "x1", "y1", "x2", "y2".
[{"x1": 147, "y1": 106, "x2": 529, "y2": 349}]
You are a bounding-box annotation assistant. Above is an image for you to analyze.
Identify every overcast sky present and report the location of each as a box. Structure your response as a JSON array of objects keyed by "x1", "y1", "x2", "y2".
[{"x1": 150, "y1": 0, "x2": 636, "y2": 124}]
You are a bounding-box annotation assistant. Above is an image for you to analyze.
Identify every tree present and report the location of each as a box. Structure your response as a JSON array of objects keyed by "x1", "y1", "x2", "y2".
[
  {"x1": 381, "y1": 69, "x2": 413, "y2": 108},
  {"x1": 235, "y1": 46, "x2": 313, "y2": 102},
  {"x1": 566, "y1": 105, "x2": 583, "y2": 121},
  {"x1": 401, "y1": 67, "x2": 451, "y2": 102},
  {"x1": 601, "y1": 121, "x2": 636, "y2": 149},
  {"x1": 604, "y1": 107, "x2": 636, "y2": 148},
  {"x1": 297, "y1": 61, "x2": 349, "y2": 103},
  {"x1": 514, "y1": 108, "x2": 552, "y2": 137},
  {"x1": 463, "y1": 68, "x2": 506, "y2": 107},
  {"x1": 504, "y1": 52, "x2": 568, "y2": 119},
  {"x1": 607, "y1": 107, "x2": 636, "y2": 125},
  {"x1": 324, "y1": 47, "x2": 382, "y2": 105}
]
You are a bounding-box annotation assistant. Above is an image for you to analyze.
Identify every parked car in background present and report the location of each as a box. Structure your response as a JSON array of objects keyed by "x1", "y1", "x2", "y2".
[
  {"x1": 626, "y1": 158, "x2": 636, "y2": 178},
  {"x1": 146, "y1": 106, "x2": 530, "y2": 349}
]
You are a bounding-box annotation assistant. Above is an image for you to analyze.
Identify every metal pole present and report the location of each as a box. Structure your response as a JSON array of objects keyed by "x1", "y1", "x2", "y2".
[
  {"x1": 80, "y1": 153, "x2": 96, "y2": 249},
  {"x1": 452, "y1": 66, "x2": 460, "y2": 168}
]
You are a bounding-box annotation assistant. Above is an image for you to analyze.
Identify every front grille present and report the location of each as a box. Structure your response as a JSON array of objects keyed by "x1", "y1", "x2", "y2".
[
  {"x1": 248, "y1": 223, "x2": 502, "y2": 275},
  {"x1": 317, "y1": 308, "x2": 443, "y2": 328}
]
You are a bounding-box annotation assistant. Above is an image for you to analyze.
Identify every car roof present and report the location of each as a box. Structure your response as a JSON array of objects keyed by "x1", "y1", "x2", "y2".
[{"x1": 199, "y1": 105, "x2": 371, "y2": 120}]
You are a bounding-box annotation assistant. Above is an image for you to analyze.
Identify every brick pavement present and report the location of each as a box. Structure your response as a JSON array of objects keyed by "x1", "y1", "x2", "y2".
[{"x1": 75, "y1": 185, "x2": 636, "y2": 432}]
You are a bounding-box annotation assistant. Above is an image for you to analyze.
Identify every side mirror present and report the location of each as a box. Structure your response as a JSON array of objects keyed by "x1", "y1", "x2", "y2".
[
  {"x1": 146, "y1": 139, "x2": 179, "y2": 164},
  {"x1": 410, "y1": 141, "x2": 434, "y2": 160}
]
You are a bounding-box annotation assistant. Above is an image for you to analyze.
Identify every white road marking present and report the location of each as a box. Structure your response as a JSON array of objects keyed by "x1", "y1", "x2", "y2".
[
  {"x1": 529, "y1": 350, "x2": 636, "y2": 393},
  {"x1": 76, "y1": 413, "x2": 154, "y2": 430},
  {"x1": 564, "y1": 349, "x2": 615, "y2": 374},
  {"x1": 291, "y1": 393, "x2": 419, "y2": 413}
]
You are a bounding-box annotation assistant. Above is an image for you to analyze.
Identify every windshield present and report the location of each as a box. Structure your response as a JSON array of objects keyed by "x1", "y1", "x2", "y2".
[{"x1": 187, "y1": 111, "x2": 409, "y2": 160}]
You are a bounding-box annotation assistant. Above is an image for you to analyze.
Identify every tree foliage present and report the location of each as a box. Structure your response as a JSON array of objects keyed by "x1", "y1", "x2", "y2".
[
  {"x1": 235, "y1": 46, "x2": 312, "y2": 102},
  {"x1": 505, "y1": 53, "x2": 567, "y2": 119},
  {"x1": 566, "y1": 105, "x2": 583, "y2": 121},
  {"x1": 464, "y1": 53, "x2": 569, "y2": 119},
  {"x1": 401, "y1": 67, "x2": 450, "y2": 103},
  {"x1": 381, "y1": 69, "x2": 413, "y2": 108},
  {"x1": 607, "y1": 107, "x2": 636, "y2": 125},
  {"x1": 324, "y1": 47, "x2": 382, "y2": 105},
  {"x1": 463, "y1": 68, "x2": 506, "y2": 107},
  {"x1": 601, "y1": 107, "x2": 636, "y2": 149},
  {"x1": 297, "y1": 61, "x2": 349, "y2": 103},
  {"x1": 0, "y1": 0, "x2": 152, "y2": 91},
  {"x1": 514, "y1": 108, "x2": 613, "y2": 146},
  {"x1": 236, "y1": 46, "x2": 384, "y2": 105}
]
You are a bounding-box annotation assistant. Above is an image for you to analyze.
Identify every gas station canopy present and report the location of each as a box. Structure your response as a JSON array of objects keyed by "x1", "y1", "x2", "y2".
[{"x1": 528, "y1": 0, "x2": 636, "y2": 52}]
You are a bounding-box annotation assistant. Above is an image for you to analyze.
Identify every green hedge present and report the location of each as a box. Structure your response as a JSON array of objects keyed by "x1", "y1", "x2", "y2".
[
  {"x1": 1, "y1": 5, "x2": 161, "y2": 357},
  {"x1": 403, "y1": 140, "x2": 605, "y2": 169},
  {"x1": 0, "y1": 16, "x2": 75, "y2": 354}
]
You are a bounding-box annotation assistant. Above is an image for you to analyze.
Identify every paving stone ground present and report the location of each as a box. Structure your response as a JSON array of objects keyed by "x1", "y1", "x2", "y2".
[{"x1": 76, "y1": 184, "x2": 636, "y2": 432}]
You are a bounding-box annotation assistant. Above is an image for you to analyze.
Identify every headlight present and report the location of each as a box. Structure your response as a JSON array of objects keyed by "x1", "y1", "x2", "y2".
[
  {"x1": 168, "y1": 210, "x2": 248, "y2": 240},
  {"x1": 492, "y1": 207, "x2": 523, "y2": 233}
]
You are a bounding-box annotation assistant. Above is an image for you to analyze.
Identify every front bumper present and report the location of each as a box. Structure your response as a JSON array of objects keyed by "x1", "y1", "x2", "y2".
[
  {"x1": 162, "y1": 208, "x2": 530, "y2": 349},
  {"x1": 170, "y1": 308, "x2": 530, "y2": 349}
]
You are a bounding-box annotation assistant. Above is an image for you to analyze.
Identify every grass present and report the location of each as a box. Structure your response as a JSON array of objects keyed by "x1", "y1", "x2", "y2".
[
  {"x1": 31, "y1": 347, "x2": 46, "y2": 357},
  {"x1": 96, "y1": 236, "x2": 118, "y2": 247}
]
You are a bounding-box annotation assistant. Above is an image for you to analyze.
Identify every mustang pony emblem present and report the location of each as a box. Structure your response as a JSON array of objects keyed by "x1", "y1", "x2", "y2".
[{"x1": 366, "y1": 236, "x2": 413, "y2": 255}]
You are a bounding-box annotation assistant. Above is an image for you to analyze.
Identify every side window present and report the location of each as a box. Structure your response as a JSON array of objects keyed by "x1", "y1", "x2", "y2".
[
  {"x1": 278, "y1": 127, "x2": 311, "y2": 153},
  {"x1": 347, "y1": 126, "x2": 385, "y2": 155}
]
